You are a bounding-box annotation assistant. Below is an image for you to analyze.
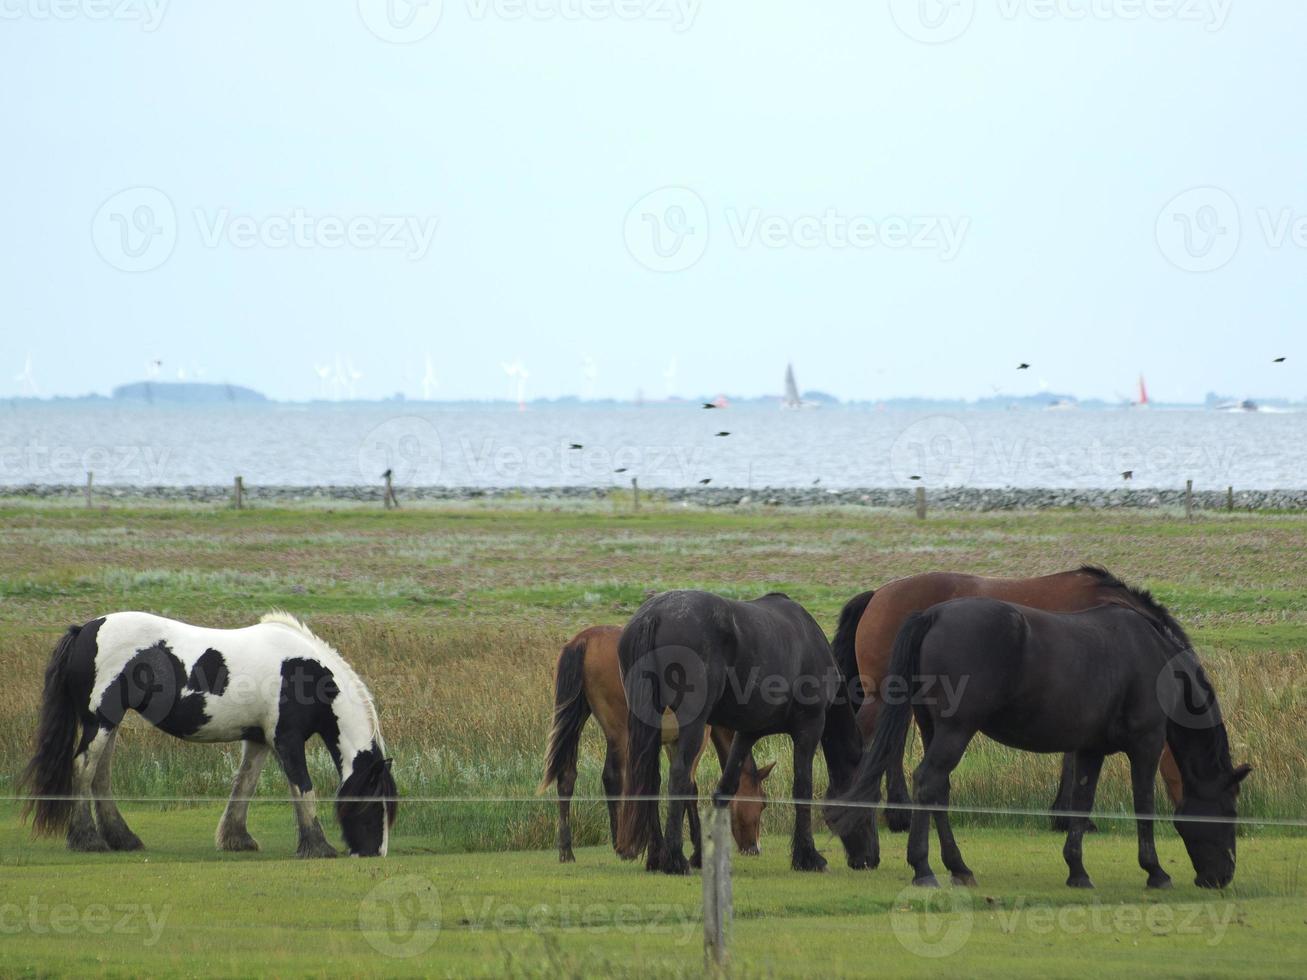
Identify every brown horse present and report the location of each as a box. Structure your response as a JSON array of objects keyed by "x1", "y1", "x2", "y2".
[
  {"x1": 541, "y1": 625, "x2": 773, "y2": 864},
  {"x1": 832, "y1": 566, "x2": 1184, "y2": 831}
]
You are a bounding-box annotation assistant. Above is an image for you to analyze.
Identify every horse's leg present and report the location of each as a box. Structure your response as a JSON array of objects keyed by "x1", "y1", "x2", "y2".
[
  {"x1": 556, "y1": 747, "x2": 579, "y2": 863},
  {"x1": 908, "y1": 727, "x2": 971, "y2": 887},
  {"x1": 660, "y1": 724, "x2": 703, "y2": 875},
  {"x1": 686, "y1": 739, "x2": 705, "y2": 869},
  {"x1": 67, "y1": 724, "x2": 110, "y2": 852},
  {"x1": 91, "y1": 728, "x2": 143, "y2": 851},
  {"x1": 712, "y1": 730, "x2": 760, "y2": 804},
  {"x1": 790, "y1": 719, "x2": 827, "y2": 872},
  {"x1": 217, "y1": 739, "x2": 270, "y2": 852},
  {"x1": 274, "y1": 734, "x2": 338, "y2": 859},
  {"x1": 1062, "y1": 750, "x2": 1105, "y2": 888},
  {"x1": 1159, "y1": 742, "x2": 1184, "y2": 810},
  {"x1": 1128, "y1": 740, "x2": 1172, "y2": 889},
  {"x1": 601, "y1": 739, "x2": 623, "y2": 851},
  {"x1": 1050, "y1": 752, "x2": 1098, "y2": 833}
]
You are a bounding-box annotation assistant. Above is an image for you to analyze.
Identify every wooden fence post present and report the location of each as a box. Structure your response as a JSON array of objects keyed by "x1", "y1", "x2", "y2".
[
  {"x1": 233, "y1": 476, "x2": 244, "y2": 510},
  {"x1": 631, "y1": 477, "x2": 640, "y2": 512},
  {"x1": 915, "y1": 486, "x2": 927, "y2": 520},
  {"x1": 85, "y1": 471, "x2": 93, "y2": 509},
  {"x1": 702, "y1": 805, "x2": 732, "y2": 972},
  {"x1": 1185, "y1": 479, "x2": 1193, "y2": 520},
  {"x1": 1227, "y1": 486, "x2": 1234, "y2": 512},
  {"x1": 383, "y1": 470, "x2": 399, "y2": 509}
]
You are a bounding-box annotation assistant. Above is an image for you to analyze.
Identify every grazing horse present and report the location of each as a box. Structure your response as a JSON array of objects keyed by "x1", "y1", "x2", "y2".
[
  {"x1": 831, "y1": 595, "x2": 1250, "y2": 889},
  {"x1": 21, "y1": 611, "x2": 397, "y2": 858},
  {"x1": 832, "y1": 566, "x2": 1186, "y2": 831},
  {"x1": 616, "y1": 591, "x2": 874, "y2": 874},
  {"x1": 540, "y1": 625, "x2": 773, "y2": 864}
]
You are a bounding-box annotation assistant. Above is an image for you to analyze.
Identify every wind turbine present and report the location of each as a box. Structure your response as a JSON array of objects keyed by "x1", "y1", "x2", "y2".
[
  {"x1": 14, "y1": 354, "x2": 38, "y2": 397},
  {"x1": 421, "y1": 355, "x2": 439, "y2": 400},
  {"x1": 313, "y1": 362, "x2": 332, "y2": 399},
  {"x1": 145, "y1": 358, "x2": 162, "y2": 380},
  {"x1": 501, "y1": 359, "x2": 529, "y2": 411},
  {"x1": 581, "y1": 354, "x2": 598, "y2": 400},
  {"x1": 345, "y1": 359, "x2": 363, "y2": 401}
]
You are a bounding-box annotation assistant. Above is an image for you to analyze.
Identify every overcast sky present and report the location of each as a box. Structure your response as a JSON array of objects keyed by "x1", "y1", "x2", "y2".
[{"x1": 1, "y1": 1, "x2": 1303, "y2": 402}]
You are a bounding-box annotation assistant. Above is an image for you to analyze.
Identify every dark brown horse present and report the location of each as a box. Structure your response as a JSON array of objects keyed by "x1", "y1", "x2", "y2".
[
  {"x1": 832, "y1": 566, "x2": 1184, "y2": 830},
  {"x1": 540, "y1": 626, "x2": 772, "y2": 865}
]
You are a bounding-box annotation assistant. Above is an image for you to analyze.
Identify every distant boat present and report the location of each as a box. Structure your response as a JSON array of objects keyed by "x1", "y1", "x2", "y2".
[
  {"x1": 1215, "y1": 398, "x2": 1260, "y2": 413},
  {"x1": 1136, "y1": 375, "x2": 1149, "y2": 408},
  {"x1": 781, "y1": 363, "x2": 815, "y2": 410}
]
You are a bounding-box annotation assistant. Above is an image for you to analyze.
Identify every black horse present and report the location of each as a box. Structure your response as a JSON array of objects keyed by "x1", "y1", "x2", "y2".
[
  {"x1": 615, "y1": 590, "x2": 874, "y2": 874},
  {"x1": 831, "y1": 594, "x2": 1249, "y2": 889}
]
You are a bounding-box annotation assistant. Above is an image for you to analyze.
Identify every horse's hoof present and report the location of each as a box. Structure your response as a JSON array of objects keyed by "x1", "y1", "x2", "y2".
[
  {"x1": 67, "y1": 831, "x2": 110, "y2": 853},
  {"x1": 689, "y1": 853, "x2": 703, "y2": 870},
  {"x1": 951, "y1": 873, "x2": 978, "y2": 887},
  {"x1": 885, "y1": 810, "x2": 912, "y2": 833},
  {"x1": 1147, "y1": 874, "x2": 1173, "y2": 890},
  {"x1": 218, "y1": 832, "x2": 260, "y2": 853},
  {"x1": 661, "y1": 853, "x2": 691, "y2": 876},
  {"x1": 558, "y1": 850, "x2": 576, "y2": 864},
  {"x1": 106, "y1": 832, "x2": 145, "y2": 852},
  {"x1": 297, "y1": 842, "x2": 339, "y2": 859},
  {"x1": 847, "y1": 855, "x2": 878, "y2": 871},
  {"x1": 912, "y1": 874, "x2": 940, "y2": 888},
  {"x1": 1066, "y1": 875, "x2": 1094, "y2": 889},
  {"x1": 793, "y1": 850, "x2": 828, "y2": 873}
]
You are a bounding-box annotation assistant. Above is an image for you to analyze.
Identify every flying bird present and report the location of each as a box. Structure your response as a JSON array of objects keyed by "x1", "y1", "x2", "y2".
[
  {"x1": 715, "y1": 431, "x2": 730, "y2": 437},
  {"x1": 812, "y1": 478, "x2": 821, "y2": 486},
  {"x1": 569, "y1": 443, "x2": 583, "y2": 450},
  {"x1": 698, "y1": 478, "x2": 712, "y2": 485},
  {"x1": 1122, "y1": 470, "x2": 1133, "y2": 481},
  {"x1": 702, "y1": 402, "x2": 718, "y2": 409},
  {"x1": 1017, "y1": 363, "x2": 1030, "y2": 370},
  {"x1": 909, "y1": 475, "x2": 922, "y2": 481},
  {"x1": 614, "y1": 467, "x2": 628, "y2": 474},
  {"x1": 1273, "y1": 357, "x2": 1286, "y2": 363}
]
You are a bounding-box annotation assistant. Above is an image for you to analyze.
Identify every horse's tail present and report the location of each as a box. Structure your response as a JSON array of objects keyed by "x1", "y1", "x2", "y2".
[
  {"x1": 20, "y1": 625, "x2": 86, "y2": 837},
  {"x1": 830, "y1": 610, "x2": 934, "y2": 835},
  {"x1": 539, "y1": 635, "x2": 593, "y2": 793},
  {"x1": 615, "y1": 614, "x2": 663, "y2": 860},
  {"x1": 832, "y1": 590, "x2": 874, "y2": 708}
]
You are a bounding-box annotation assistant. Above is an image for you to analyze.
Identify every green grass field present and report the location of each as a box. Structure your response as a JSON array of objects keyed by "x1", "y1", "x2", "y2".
[{"x1": 0, "y1": 499, "x2": 1304, "y2": 975}]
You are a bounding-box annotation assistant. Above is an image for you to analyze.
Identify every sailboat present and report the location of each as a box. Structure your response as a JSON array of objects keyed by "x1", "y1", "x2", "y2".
[
  {"x1": 781, "y1": 362, "x2": 814, "y2": 410},
  {"x1": 1135, "y1": 374, "x2": 1150, "y2": 409}
]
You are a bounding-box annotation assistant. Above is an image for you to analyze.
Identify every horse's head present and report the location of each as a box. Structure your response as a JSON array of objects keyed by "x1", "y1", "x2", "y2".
[
  {"x1": 1174, "y1": 763, "x2": 1250, "y2": 888},
  {"x1": 336, "y1": 753, "x2": 398, "y2": 857},
  {"x1": 729, "y1": 760, "x2": 774, "y2": 855}
]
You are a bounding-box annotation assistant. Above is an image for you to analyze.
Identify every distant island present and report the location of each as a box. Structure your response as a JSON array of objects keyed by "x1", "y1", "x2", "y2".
[{"x1": 112, "y1": 381, "x2": 268, "y2": 404}]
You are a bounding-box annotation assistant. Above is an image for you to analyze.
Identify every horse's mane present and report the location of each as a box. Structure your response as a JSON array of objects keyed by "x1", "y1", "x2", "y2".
[
  {"x1": 1076, "y1": 569, "x2": 1234, "y2": 779},
  {"x1": 1077, "y1": 565, "x2": 1193, "y2": 651},
  {"x1": 261, "y1": 611, "x2": 381, "y2": 740}
]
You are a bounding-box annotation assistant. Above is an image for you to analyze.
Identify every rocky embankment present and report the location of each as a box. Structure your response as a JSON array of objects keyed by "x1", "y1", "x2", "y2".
[{"x1": 4, "y1": 484, "x2": 1306, "y2": 511}]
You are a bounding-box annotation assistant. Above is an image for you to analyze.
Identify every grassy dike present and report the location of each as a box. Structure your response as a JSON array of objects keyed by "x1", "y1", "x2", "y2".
[{"x1": 0, "y1": 499, "x2": 1304, "y2": 974}]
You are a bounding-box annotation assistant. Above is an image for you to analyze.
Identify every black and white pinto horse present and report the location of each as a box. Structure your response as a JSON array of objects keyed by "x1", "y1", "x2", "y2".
[{"x1": 21, "y1": 611, "x2": 397, "y2": 858}]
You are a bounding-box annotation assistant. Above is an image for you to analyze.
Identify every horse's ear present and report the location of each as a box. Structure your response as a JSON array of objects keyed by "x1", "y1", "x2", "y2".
[
  {"x1": 756, "y1": 761, "x2": 776, "y2": 782},
  {"x1": 1229, "y1": 764, "x2": 1252, "y2": 788}
]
